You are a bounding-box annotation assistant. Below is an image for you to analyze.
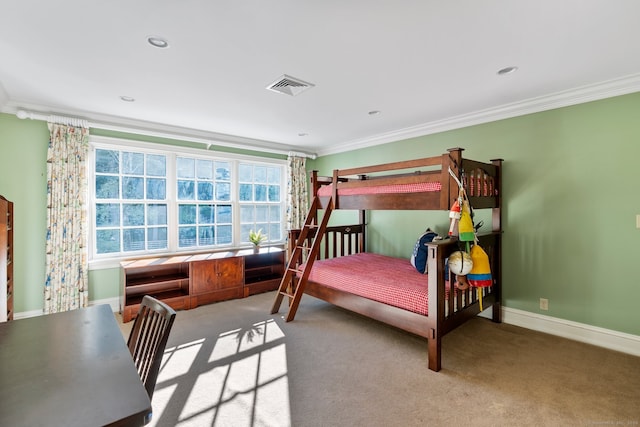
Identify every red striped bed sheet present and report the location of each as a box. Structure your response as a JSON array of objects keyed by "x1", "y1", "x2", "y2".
[
  {"x1": 317, "y1": 181, "x2": 442, "y2": 197},
  {"x1": 300, "y1": 252, "x2": 433, "y2": 316}
]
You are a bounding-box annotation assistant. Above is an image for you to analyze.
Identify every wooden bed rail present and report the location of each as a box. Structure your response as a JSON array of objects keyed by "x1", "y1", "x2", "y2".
[{"x1": 288, "y1": 224, "x2": 365, "y2": 260}]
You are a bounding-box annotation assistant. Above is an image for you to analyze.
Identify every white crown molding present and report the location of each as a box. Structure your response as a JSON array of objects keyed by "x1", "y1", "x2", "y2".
[
  {"x1": 1, "y1": 101, "x2": 317, "y2": 159},
  {"x1": 4, "y1": 73, "x2": 639, "y2": 159},
  {"x1": 316, "y1": 73, "x2": 640, "y2": 157},
  {"x1": 0, "y1": 82, "x2": 8, "y2": 111}
]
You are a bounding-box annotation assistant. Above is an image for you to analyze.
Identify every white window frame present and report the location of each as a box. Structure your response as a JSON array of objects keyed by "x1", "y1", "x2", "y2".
[{"x1": 88, "y1": 136, "x2": 287, "y2": 270}]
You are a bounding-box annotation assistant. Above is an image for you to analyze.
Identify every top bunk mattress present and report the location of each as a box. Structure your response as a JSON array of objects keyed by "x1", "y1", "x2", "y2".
[
  {"x1": 317, "y1": 181, "x2": 442, "y2": 197},
  {"x1": 300, "y1": 252, "x2": 433, "y2": 316}
]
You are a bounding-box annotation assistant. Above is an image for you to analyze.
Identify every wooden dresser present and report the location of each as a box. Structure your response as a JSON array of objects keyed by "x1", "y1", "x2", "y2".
[{"x1": 120, "y1": 247, "x2": 285, "y2": 322}]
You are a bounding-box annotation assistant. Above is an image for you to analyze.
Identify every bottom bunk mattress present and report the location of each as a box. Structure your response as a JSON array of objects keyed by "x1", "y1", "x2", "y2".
[{"x1": 300, "y1": 252, "x2": 436, "y2": 316}]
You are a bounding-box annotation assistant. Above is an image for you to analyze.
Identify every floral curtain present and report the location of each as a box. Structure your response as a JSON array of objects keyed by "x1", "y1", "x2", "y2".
[
  {"x1": 286, "y1": 155, "x2": 309, "y2": 231},
  {"x1": 44, "y1": 122, "x2": 89, "y2": 314}
]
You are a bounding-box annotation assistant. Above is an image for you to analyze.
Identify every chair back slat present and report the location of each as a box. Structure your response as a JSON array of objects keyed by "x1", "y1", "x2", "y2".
[{"x1": 127, "y1": 295, "x2": 177, "y2": 400}]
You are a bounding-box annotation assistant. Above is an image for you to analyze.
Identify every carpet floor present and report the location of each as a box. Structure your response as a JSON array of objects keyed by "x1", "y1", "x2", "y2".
[{"x1": 117, "y1": 291, "x2": 639, "y2": 427}]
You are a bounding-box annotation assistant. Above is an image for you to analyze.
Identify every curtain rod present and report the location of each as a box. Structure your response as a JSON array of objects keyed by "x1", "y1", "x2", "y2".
[{"x1": 15, "y1": 109, "x2": 317, "y2": 159}]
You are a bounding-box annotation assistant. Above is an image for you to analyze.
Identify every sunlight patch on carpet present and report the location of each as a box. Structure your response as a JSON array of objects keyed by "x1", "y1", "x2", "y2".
[{"x1": 149, "y1": 319, "x2": 291, "y2": 426}]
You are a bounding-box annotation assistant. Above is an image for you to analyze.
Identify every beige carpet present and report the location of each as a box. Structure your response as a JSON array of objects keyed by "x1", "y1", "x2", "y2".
[{"x1": 117, "y1": 292, "x2": 639, "y2": 427}]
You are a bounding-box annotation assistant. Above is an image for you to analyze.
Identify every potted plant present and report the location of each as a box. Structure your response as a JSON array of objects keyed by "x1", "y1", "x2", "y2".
[{"x1": 249, "y1": 229, "x2": 267, "y2": 252}]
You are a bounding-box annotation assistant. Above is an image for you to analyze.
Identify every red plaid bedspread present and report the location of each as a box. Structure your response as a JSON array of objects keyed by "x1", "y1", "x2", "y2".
[
  {"x1": 300, "y1": 253, "x2": 431, "y2": 316},
  {"x1": 317, "y1": 182, "x2": 442, "y2": 197}
]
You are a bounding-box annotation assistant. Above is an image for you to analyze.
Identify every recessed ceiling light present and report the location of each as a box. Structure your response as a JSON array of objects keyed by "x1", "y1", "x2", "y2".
[
  {"x1": 298, "y1": 133, "x2": 308, "y2": 137},
  {"x1": 368, "y1": 110, "x2": 381, "y2": 116},
  {"x1": 497, "y1": 66, "x2": 518, "y2": 76},
  {"x1": 147, "y1": 36, "x2": 169, "y2": 49},
  {"x1": 120, "y1": 96, "x2": 135, "y2": 102}
]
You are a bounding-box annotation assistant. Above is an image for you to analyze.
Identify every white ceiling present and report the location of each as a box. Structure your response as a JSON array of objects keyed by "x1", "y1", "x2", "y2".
[{"x1": 2, "y1": 1, "x2": 640, "y2": 157}]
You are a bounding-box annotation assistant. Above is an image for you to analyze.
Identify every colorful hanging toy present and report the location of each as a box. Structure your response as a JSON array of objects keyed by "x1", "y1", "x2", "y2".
[
  {"x1": 448, "y1": 198, "x2": 461, "y2": 236},
  {"x1": 468, "y1": 243, "x2": 492, "y2": 311},
  {"x1": 446, "y1": 167, "x2": 493, "y2": 305},
  {"x1": 447, "y1": 250, "x2": 472, "y2": 290},
  {"x1": 458, "y1": 200, "x2": 475, "y2": 244}
]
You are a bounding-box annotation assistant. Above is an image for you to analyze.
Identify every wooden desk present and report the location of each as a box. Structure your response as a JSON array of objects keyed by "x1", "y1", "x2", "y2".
[{"x1": 0, "y1": 304, "x2": 152, "y2": 427}]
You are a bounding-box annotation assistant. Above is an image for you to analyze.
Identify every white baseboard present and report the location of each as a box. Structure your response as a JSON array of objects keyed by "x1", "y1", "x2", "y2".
[
  {"x1": 13, "y1": 297, "x2": 121, "y2": 320},
  {"x1": 495, "y1": 307, "x2": 640, "y2": 357},
  {"x1": 89, "y1": 297, "x2": 120, "y2": 313},
  {"x1": 14, "y1": 309, "x2": 43, "y2": 320}
]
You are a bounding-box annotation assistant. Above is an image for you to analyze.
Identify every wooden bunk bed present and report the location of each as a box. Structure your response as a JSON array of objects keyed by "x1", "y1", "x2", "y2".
[{"x1": 271, "y1": 148, "x2": 503, "y2": 371}]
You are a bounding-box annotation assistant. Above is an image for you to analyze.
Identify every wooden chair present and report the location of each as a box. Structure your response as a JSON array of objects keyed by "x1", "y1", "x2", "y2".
[{"x1": 127, "y1": 295, "x2": 177, "y2": 401}]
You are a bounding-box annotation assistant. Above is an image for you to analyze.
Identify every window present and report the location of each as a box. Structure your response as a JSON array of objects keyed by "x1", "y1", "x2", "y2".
[
  {"x1": 90, "y1": 138, "x2": 285, "y2": 261},
  {"x1": 176, "y1": 157, "x2": 232, "y2": 248},
  {"x1": 238, "y1": 162, "x2": 282, "y2": 244}
]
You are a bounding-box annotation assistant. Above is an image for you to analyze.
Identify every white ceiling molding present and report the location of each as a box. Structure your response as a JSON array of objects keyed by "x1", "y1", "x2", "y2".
[
  {"x1": 316, "y1": 73, "x2": 640, "y2": 157},
  {"x1": 3, "y1": 102, "x2": 317, "y2": 159},
  {"x1": 0, "y1": 82, "x2": 8, "y2": 111}
]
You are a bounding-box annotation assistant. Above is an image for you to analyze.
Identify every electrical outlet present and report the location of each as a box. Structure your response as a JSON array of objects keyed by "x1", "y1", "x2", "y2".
[{"x1": 539, "y1": 298, "x2": 549, "y2": 311}]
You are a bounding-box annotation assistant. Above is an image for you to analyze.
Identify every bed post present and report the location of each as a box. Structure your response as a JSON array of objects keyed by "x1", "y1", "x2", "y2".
[
  {"x1": 490, "y1": 158, "x2": 503, "y2": 323},
  {"x1": 359, "y1": 210, "x2": 366, "y2": 253},
  {"x1": 426, "y1": 241, "x2": 446, "y2": 372},
  {"x1": 444, "y1": 148, "x2": 464, "y2": 210}
]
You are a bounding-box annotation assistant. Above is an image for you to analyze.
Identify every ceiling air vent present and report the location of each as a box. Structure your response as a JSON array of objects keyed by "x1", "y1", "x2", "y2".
[{"x1": 266, "y1": 74, "x2": 315, "y2": 96}]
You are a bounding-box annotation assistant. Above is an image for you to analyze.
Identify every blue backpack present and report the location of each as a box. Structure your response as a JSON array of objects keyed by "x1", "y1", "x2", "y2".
[{"x1": 410, "y1": 229, "x2": 439, "y2": 274}]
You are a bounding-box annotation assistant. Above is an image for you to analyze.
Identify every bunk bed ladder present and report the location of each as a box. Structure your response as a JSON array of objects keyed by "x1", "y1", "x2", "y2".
[{"x1": 271, "y1": 196, "x2": 334, "y2": 322}]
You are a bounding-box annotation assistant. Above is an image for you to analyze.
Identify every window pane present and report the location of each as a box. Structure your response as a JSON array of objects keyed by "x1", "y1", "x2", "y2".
[
  {"x1": 122, "y1": 152, "x2": 144, "y2": 175},
  {"x1": 217, "y1": 205, "x2": 232, "y2": 223},
  {"x1": 254, "y1": 166, "x2": 267, "y2": 183},
  {"x1": 148, "y1": 227, "x2": 167, "y2": 250},
  {"x1": 146, "y1": 178, "x2": 166, "y2": 200},
  {"x1": 269, "y1": 205, "x2": 280, "y2": 222},
  {"x1": 179, "y1": 226, "x2": 196, "y2": 247},
  {"x1": 268, "y1": 185, "x2": 280, "y2": 202},
  {"x1": 95, "y1": 149, "x2": 119, "y2": 173},
  {"x1": 96, "y1": 229, "x2": 120, "y2": 254},
  {"x1": 179, "y1": 204, "x2": 196, "y2": 224},
  {"x1": 267, "y1": 167, "x2": 280, "y2": 184},
  {"x1": 254, "y1": 184, "x2": 267, "y2": 201},
  {"x1": 123, "y1": 204, "x2": 144, "y2": 226},
  {"x1": 148, "y1": 204, "x2": 167, "y2": 225},
  {"x1": 217, "y1": 225, "x2": 232, "y2": 244},
  {"x1": 95, "y1": 176, "x2": 119, "y2": 199},
  {"x1": 178, "y1": 180, "x2": 195, "y2": 200},
  {"x1": 256, "y1": 205, "x2": 268, "y2": 222},
  {"x1": 239, "y1": 184, "x2": 252, "y2": 201},
  {"x1": 198, "y1": 226, "x2": 215, "y2": 246},
  {"x1": 122, "y1": 177, "x2": 144, "y2": 199},
  {"x1": 216, "y1": 162, "x2": 230, "y2": 180},
  {"x1": 198, "y1": 205, "x2": 215, "y2": 224},
  {"x1": 197, "y1": 159, "x2": 213, "y2": 179},
  {"x1": 177, "y1": 157, "x2": 195, "y2": 179},
  {"x1": 123, "y1": 228, "x2": 145, "y2": 252},
  {"x1": 240, "y1": 224, "x2": 253, "y2": 242},
  {"x1": 216, "y1": 182, "x2": 230, "y2": 201},
  {"x1": 146, "y1": 155, "x2": 166, "y2": 177},
  {"x1": 269, "y1": 223, "x2": 281, "y2": 241},
  {"x1": 239, "y1": 164, "x2": 252, "y2": 182},
  {"x1": 96, "y1": 203, "x2": 120, "y2": 227},
  {"x1": 240, "y1": 205, "x2": 254, "y2": 223},
  {"x1": 255, "y1": 224, "x2": 269, "y2": 238},
  {"x1": 197, "y1": 182, "x2": 213, "y2": 201}
]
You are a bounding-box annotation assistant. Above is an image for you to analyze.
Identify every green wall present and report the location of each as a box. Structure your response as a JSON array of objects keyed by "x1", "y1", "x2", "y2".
[
  {"x1": 1, "y1": 92, "x2": 639, "y2": 336},
  {"x1": 0, "y1": 114, "x2": 48, "y2": 314},
  {"x1": 310, "y1": 92, "x2": 640, "y2": 336},
  {"x1": 0, "y1": 115, "x2": 285, "y2": 314}
]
